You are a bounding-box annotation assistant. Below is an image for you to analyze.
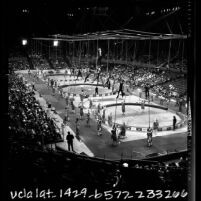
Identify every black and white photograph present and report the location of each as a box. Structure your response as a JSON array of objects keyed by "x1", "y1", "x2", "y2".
[{"x1": 4, "y1": 0, "x2": 196, "y2": 200}]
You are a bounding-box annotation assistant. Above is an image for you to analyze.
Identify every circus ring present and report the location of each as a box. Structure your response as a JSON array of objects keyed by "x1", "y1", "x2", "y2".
[
  {"x1": 59, "y1": 83, "x2": 114, "y2": 98},
  {"x1": 103, "y1": 103, "x2": 187, "y2": 132},
  {"x1": 44, "y1": 73, "x2": 82, "y2": 83}
]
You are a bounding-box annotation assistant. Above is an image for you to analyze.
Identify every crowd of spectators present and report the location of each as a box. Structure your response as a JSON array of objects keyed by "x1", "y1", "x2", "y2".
[
  {"x1": 96, "y1": 64, "x2": 187, "y2": 100},
  {"x1": 8, "y1": 73, "x2": 62, "y2": 149},
  {"x1": 153, "y1": 77, "x2": 187, "y2": 100},
  {"x1": 29, "y1": 52, "x2": 51, "y2": 69},
  {"x1": 49, "y1": 55, "x2": 69, "y2": 69},
  {"x1": 9, "y1": 54, "x2": 30, "y2": 71}
]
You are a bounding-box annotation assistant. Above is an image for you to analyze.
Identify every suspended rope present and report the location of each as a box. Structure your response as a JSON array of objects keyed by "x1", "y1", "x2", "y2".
[
  {"x1": 35, "y1": 40, "x2": 37, "y2": 55},
  {"x1": 167, "y1": 40, "x2": 172, "y2": 68},
  {"x1": 78, "y1": 40, "x2": 82, "y2": 69},
  {"x1": 125, "y1": 40, "x2": 128, "y2": 65},
  {"x1": 87, "y1": 40, "x2": 90, "y2": 67},
  {"x1": 133, "y1": 40, "x2": 136, "y2": 63},
  {"x1": 48, "y1": 41, "x2": 50, "y2": 59},
  {"x1": 114, "y1": 98, "x2": 118, "y2": 125},
  {"x1": 107, "y1": 39, "x2": 110, "y2": 73},
  {"x1": 176, "y1": 39, "x2": 181, "y2": 58},
  {"x1": 96, "y1": 39, "x2": 99, "y2": 67},
  {"x1": 55, "y1": 41, "x2": 57, "y2": 61},
  {"x1": 181, "y1": 39, "x2": 185, "y2": 70},
  {"x1": 148, "y1": 39, "x2": 151, "y2": 128},
  {"x1": 121, "y1": 40, "x2": 124, "y2": 61},
  {"x1": 73, "y1": 41, "x2": 75, "y2": 67},
  {"x1": 113, "y1": 40, "x2": 116, "y2": 60},
  {"x1": 156, "y1": 40, "x2": 159, "y2": 66},
  {"x1": 40, "y1": 40, "x2": 42, "y2": 55},
  {"x1": 148, "y1": 39, "x2": 151, "y2": 65}
]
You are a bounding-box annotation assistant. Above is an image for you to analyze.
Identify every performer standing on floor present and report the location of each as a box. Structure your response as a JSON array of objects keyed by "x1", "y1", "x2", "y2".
[
  {"x1": 111, "y1": 124, "x2": 119, "y2": 145},
  {"x1": 79, "y1": 102, "x2": 84, "y2": 120},
  {"x1": 141, "y1": 100, "x2": 145, "y2": 112},
  {"x1": 97, "y1": 118, "x2": 102, "y2": 136},
  {"x1": 102, "y1": 106, "x2": 106, "y2": 123},
  {"x1": 122, "y1": 101, "x2": 125, "y2": 116},
  {"x1": 75, "y1": 118, "x2": 81, "y2": 140},
  {"x1": 93, "y1": 66, "x2": 101, "y2": 84},
  {"x1": 95, "y1": 85, "x2": 99, "y2": 96},
  {"x1": 89, "y1": 98, "x2": 93, "y2": 109},
  {"x1": 153, "y1": 119, "x2": 159, "y2": 135},
  {"x1": 80, "y1": 89, "x2": 85, "y2": 103},
  {"x1": 64, "y1": 69, "x2": 68, "y2": 81},
  {"x1": 104, "y1": 73, "x2": 112, "y2": 89},
  {"x1": 75, "y1": 68, "x2": 82, "y2": 80},
  {"x1": 65, "y1": 93, "x2": 69, "y2": 107},
  {"x1": 84, "y1": 68, "x2": 92, "y2": 83},
  {"x1": 119, "y1": 122, "x2": 126, "y2": 139},
  {"x1": 61, "y1": 122, "x2": 65, "y2": 140},
  {"x1": 116, "y1": 80, "x2": 124, "y2": 99},
  {"x1": 86, "y1": 110, "x2": 90, "y2": 127},
  {"x1": 173, "y1": 116, "x2": 177, "y2": 130},
  {"x1": 108, "y1": 112, "x2": 113, "y2": 127},
  {"x1": 66, "y1": 131, "x2": 74, "y2": 152},
  {"x1": 147, "y1": 127, "x2": 153, "y2": 147}
]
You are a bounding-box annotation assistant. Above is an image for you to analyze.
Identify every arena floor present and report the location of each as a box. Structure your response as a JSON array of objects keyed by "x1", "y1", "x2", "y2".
[{"x1": 22, "y1": 72, "x2": 187, "y2": 160}]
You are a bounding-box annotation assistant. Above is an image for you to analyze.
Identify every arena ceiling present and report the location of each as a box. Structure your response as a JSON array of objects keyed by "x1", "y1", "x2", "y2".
[{"x1": 5, "y1": 0, "x2": 190, "y2": 47}]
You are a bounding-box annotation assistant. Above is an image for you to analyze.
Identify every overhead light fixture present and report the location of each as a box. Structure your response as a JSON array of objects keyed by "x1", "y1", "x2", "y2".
[
  {"x1": 53, "y1": 40, "x2": 59, "y2": 47},
  {"x1": 122, "y1": 163, "x2": 129, "y2": 167},
  {"x1": 22, "y1": 39, "x2": 27, "y2": 46}
]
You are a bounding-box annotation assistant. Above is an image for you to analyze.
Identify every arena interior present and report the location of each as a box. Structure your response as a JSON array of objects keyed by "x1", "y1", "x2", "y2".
[{"x1": 6, "y1": 0, "x2": 194, "y2": 200}]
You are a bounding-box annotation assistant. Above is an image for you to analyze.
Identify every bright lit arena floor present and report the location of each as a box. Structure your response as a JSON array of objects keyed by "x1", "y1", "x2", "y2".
[
  {"x1": 21, "y1": 71, "x2": 188, "y2": 160},
  {"x1": 83, "y1": 96, "x2": 182, "y2": 127}
]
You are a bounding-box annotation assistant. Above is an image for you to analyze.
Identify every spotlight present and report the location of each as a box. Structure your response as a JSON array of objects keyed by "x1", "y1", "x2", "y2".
[
  {"x1": 122, "y1": 163, "x2": 129, "y2": 167},
  {"x1": 53, "y1": 40, "x2": 59, "y2": 47},
  {"x1": 22, "y1": 39, "x2": 27, "y2": 46}
]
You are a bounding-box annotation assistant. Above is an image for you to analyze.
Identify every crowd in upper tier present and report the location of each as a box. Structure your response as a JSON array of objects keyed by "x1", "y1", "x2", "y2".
[
  {"x1": 9, "y1": 51, "x2": 187, "y2": 102},
  {"x1": 29, "y1": 53, "x2": 51, "y2": 70},
  {"x1": 9, "y1": 56, "x2": 29, "y2": 71}
]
